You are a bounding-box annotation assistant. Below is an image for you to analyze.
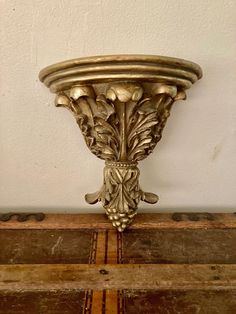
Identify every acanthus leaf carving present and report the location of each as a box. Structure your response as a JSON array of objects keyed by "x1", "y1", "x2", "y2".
[{"x1": 54, "y1": 82, "x2": 181, "y2": 230}]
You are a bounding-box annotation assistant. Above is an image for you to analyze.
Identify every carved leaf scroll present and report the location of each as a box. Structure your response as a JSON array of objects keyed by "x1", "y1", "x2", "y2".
[
  {"x1": 55, "y1": 83, "x2": 177, "y2": 163},
  {"x1": 55, "y1": 82, "x2": 185, "y2": 231}
]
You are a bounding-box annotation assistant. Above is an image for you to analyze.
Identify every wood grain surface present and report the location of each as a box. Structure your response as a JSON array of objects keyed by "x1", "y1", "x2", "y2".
[
  {"x1": 0, "y1": 264, "x2": 235, "y2": 291},
  {"x1": 0, "y1": 212, "x2": 235, "y2": 313},
  {"x1": 0, "y1": 212, "x2": 236, "y2": 229}
]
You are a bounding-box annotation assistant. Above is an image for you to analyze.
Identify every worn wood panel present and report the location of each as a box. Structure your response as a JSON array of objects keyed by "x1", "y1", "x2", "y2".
[
  {"x1": 1, "y1": 227, "x2": 236, "y2": 265},
  {"x1": 0, "y1": 290, "x2": 85, "y2": 314},
  {"x1": 0, "y1": 230, "x2": 93, "y2": 264},
  {"x1": 1, "y1": 289, "x2": 236, "y2": 314},
  {"x1": 122, "y1": 229, "x2": 236, "y2": 264},
  {"x1": 0, "y1": 264, "x2": 236, "y2": 291},
  {"x1": 1, "y1": 213, "x2": 236, "y2": 230},
  {"x1": 0, "y1": 213, "x2": 235, "y2": 313},
  {"x1": 123, "y1": 290, "x2": 236, "y2": 314}
]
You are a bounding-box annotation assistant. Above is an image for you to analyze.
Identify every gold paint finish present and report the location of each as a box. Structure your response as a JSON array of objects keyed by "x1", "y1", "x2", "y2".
[{"x1": 39, "y1": 55, "x2": 202, "y2": 231}]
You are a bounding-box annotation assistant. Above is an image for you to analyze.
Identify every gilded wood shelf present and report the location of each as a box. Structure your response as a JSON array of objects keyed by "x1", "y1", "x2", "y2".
[{"x1": 39, "y1": 55, "x2": 202, "y2": 231}]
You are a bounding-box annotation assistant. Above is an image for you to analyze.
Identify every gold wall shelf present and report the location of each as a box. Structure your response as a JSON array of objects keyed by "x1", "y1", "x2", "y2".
[{"x1": 39, "y1": 55, "x2": 202, "y2": 231}]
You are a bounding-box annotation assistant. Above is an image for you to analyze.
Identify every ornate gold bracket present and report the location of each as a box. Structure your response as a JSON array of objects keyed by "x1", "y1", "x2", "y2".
[{"x1": 39, "y1": 55, "x2": 202, "y2": 231}]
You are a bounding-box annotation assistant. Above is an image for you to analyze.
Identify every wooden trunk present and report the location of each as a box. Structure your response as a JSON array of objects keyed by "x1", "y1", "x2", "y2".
[{"x1": 0, "y1": 212, "x2": 236, "y2": 313}]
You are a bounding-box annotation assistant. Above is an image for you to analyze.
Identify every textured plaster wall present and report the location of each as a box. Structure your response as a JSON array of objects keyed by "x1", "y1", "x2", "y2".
[{"x1": 0, "y1": 0, "x2": 236, "y2": 213}]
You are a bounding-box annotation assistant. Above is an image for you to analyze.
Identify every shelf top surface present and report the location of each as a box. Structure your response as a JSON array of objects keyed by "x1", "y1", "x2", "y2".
[{"x1": 39, "y1": 54, "x2": 202, "y2": 93}]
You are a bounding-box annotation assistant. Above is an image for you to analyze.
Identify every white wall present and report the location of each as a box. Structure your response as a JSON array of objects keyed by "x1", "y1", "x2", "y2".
[{"x1": 0, "y1": 0, "x2": 236, "y2": 213}]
